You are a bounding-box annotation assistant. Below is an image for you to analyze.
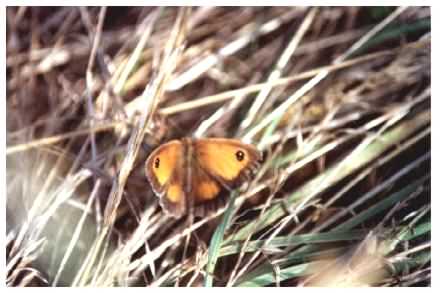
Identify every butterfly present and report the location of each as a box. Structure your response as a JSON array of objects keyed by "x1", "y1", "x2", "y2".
[{"x1": 145, "y1": 138, "x2": 262, "y2": 218}]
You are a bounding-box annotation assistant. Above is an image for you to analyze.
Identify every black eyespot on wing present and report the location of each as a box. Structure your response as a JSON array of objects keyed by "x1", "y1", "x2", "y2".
[
  {"x1": 236, "y1": 150, "x2": 245, "y2": 161},
  {"x1": 154, "y1": 157, "x2": 160, "y2": 168}
]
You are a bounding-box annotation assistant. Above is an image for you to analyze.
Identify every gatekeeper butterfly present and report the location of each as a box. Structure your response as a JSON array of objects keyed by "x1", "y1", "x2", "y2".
[{"x1": 145, "y1": 138, "x2": 262, "y2": 218}]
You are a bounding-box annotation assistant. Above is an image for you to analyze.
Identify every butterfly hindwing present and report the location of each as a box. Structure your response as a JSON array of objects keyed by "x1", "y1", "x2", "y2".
[
  {"x1": 191, "y1": 162, "x2": 228, "y2": 217},
  {"x1": 190, "y1": 162, "x2": 222, "y2": 202},
  {"x1": 160, "y1": 175, "x2": 186, "y2": 218}
]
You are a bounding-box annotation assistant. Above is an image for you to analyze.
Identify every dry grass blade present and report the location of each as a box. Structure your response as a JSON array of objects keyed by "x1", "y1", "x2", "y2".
[
  {"x1": 158, "y1": 48, "x2": 400, "y2": 116},
  {"x1": 240, "y1": 7, "x2": 318, "y2": 130},
  {"x1": 103, "y1": 8, "x2": 188, "y2": 228},
  {"x1": 166, "y1": 9, "x2": 304, "y2": 91}
]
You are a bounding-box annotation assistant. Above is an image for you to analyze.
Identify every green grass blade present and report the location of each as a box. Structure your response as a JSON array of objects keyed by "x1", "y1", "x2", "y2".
[
  {"x1": 220, "y1": 230, "x2": 364, "y2": 257},
  {"x1": 237, "y1": 262, "x2": 311, "y2": 287},
  {"x1": 204, "y1": 191, "x2": 238, "y2": 287},
  {"x1": 353, "y1": 18, "x2": 430, "y2": 56}
]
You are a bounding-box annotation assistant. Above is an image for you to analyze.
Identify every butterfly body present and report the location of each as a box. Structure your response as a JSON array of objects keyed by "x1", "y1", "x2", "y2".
[{"x1": 145, "y1": 138, "x2": 262, "y2": 218}]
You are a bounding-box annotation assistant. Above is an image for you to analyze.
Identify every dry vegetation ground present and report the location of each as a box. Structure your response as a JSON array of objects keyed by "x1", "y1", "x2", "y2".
[{"x1": 6, "y1": 7, "x2": 430, "y2": 286}]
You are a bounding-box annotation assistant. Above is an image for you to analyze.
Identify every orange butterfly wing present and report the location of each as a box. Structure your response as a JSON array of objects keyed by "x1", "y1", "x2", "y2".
[
  {"x1": 146, "y1": 138, "x2": 262, "y2": 218},
  {"x1": 194, "y1": 138, "x2": 262, "y2": 189},
  {"x1": 145, "y1": 140, "x2": 186, "y2": 218}
]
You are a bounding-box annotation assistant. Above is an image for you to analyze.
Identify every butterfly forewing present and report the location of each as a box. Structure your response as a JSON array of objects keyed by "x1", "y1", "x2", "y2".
[
  {"x1": 194, "y1": 138, "x2": 262, "y2": 189},
  {"x1": 145, "y1": 140, "x2": 186, "y2": 217}
]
